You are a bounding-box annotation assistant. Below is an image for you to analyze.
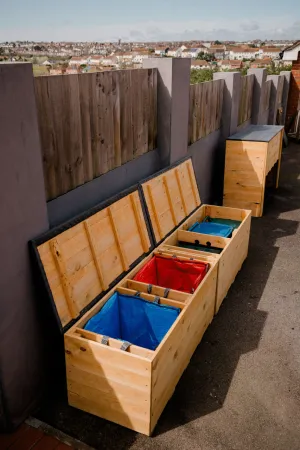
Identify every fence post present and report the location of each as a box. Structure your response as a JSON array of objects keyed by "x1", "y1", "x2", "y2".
[
  {"x1": 0, "y1": 64, "x2": 49, "y2": 430},
  {"x1": 143, "y1": 58, "x2": 191, "y2": 167},
  {"x1": 280, "y1": 71, "x2": 291, "y2": 125},
  {"x1": 248, "y1": 68, "x2": 267, "y2": 125},
  {"x1": 213, "y1": 71, "x2": 241, "y2": 137}
]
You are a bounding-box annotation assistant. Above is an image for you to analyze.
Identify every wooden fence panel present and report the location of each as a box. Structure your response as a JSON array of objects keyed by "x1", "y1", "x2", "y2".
[
  {"x1": 262, "y1": 80, "x2": 272, "y2": 112},
  {"x1": 189, "y1": 79, "x2": 224, "y2": 145},
  {"x1": 238, "y1": 74, "x2": 254, "y2": 126},
  {"x1": 34, "y1": 69, "x2": 157, "y2": 201}
]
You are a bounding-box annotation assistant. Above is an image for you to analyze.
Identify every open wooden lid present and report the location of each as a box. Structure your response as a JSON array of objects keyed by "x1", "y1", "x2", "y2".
[
  {"x1": 140, "y1": 158, "x2": 201, "y2": 244},
  {"x1": 31, "y1": 188, "x2": 152, "y2": 330}
]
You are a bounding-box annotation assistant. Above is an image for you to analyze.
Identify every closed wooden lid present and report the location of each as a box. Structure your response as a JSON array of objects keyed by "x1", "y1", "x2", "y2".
[
  {"x1": 33, "y1": 189, "x2": 152, "y2": 329},
  {"x1": 227, "y1": 125, "x2": 283, "y2": 142},
  {"x1": 141, "y1": 158, "x2": 201, "y2": 244}
]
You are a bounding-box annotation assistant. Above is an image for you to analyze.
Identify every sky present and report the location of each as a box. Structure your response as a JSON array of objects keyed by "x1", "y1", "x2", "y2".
[{"x1": 0, "y1": 0, "x2": 299, "y2": 42}]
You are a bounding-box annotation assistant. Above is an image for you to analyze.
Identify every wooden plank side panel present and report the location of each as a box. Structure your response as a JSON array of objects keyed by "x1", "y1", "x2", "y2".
[
  {"x1": 34, "y1": 76, "x2": 59, "y2": 200},
  {"x1": 65, "y1": 334, "x2": 152, "y2": 435},
  {"x1": 61, "y1": 75, "x2": 85, "y2": 191},
  {"x1": 150, "y1": 264, "x2": 217, "y2": 432},
  {"x1": 78, "y1": 73, "x2": 93, "y2": 183},
  {"x1": 238, "y1": 75, "x2": 254, "y2": 125},
  {"x1": 216, "y1": 213, "x2": 251, "y2": 312},
  {"x1": 147, "y1": 68, "x2": 157, "y2": 151},
  {"x1": 224, "y1": 140, "x2": 267, "y2": 216},
  {"x1": 112, "y1": 71, "x2": 121, "y2": 168},
  {"x1": 263, "y1": 80, "x2": 272, "y2": 112},
  {"x1": 119, "y1": 70, "x2": 133, "y2": 164},
  {"x1": 215, "y1": 78, "x2": 224, "y2": 131},
  {"x1": 131, "y1": 69, "x2": 143, "y2": 159}
]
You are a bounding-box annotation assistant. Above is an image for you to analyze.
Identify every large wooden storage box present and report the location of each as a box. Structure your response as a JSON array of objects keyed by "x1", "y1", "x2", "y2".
[
  {"x1": 32, "y1": 186, "x2": 217, "y2": 435},
  {"x1": 223, "y1": 125, "x2": 284, "y2": 217},
  {"x1": 140, "y1": 158, "x2": 251, "y2": 313}
]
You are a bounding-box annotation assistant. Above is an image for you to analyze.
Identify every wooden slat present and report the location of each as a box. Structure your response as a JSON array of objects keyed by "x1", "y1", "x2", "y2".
[
  {"x1": 126, "y1": 280, "x2": 189, "y2": 302},
  {"x1": 238, "y1": 75, "x2": 254, "y2": 126},
  {"x1": 108, "y1": 206, "x2": 129, "y2": 271},
  {"x1": 163, "y1": 176, "x2": 177, "y2": 226},
  {"x1": 116, "y1": 287, "x2": 185, "y2": 310},
  {"x1": 120, "y1": 70, "x2": 133, "y2": 164},
  {"x1": 74, "y1": 328, "x2": 153, "y2": 358},
  {"x1": 78, "y1": 73, "x2": 93, "y2": 183},
  {"x1": 175, "y1": 168, "x2": 188, "y2": 216},
  {"x1": 62, "y1": 75, "x2": 85, "y2": 191},
  {"x1": 83, "y1": 221, "x2": 107, "y2": 291},
  {"x1": 50, "y1": 239, "x2": 79, "y2": 318},
  {"x1": 186, "y1": 161, "x2": 198, "y2": 206},
  {"x1": 112, "y1": 71, "x2": 121, "y2": 167},
  {"x1": 159, "y1": 244, "x2": 218, "y2": 261},
  {"x1": 129, "y1": 194, "x2": 148, "y2": 252}
]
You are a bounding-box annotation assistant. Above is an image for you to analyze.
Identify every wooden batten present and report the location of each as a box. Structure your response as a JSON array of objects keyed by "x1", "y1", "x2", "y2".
[
  {"x1": 141, "y1": 158, "x2": 201, "y2": 244},
  {"x1": 35, "y1": 189, "x2": 152, "y2": 328}
]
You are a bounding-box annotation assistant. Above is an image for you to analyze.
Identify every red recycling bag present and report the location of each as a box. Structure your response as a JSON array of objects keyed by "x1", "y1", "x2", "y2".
[{"x1": 133, "y1": 255, "x2": 209, "y2": 294}]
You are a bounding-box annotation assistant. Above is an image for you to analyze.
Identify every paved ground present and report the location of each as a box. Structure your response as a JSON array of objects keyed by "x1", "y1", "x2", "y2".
[
  {"x1": 35, "y1": 141, "x2": 300, "y2": 450},
  {"x1": 0, "y1": 423, "x2": 72, "y2": 450}
]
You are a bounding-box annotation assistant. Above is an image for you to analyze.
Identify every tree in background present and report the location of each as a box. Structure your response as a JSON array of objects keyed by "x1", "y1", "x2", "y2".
[
  {"x1": 214, "y1": 40, "x2": 222, "y2": 45},
  {"x1": 190, "y1": 68, "x2": 216, "y2": 83},
  {"x1": 196, "y1": 52, "x2": 215, "y2": 62}
]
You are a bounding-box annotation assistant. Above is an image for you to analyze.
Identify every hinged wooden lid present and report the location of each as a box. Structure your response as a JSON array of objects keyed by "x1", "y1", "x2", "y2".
[
  {"x1": 32, "y1": 188, "x2": 152, "y2": 330},
  {"x1": 140, "y1": 158, "x2": 201, "y2": 244}
]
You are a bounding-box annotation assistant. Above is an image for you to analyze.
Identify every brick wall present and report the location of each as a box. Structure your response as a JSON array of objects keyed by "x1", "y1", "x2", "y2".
[{"x1": 286, "y1": 51, "x2": 300, "y2": 128}]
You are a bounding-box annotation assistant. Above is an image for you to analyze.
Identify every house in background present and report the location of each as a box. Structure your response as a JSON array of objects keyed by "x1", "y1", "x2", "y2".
[
  {"x1": 154, "y1": 46, "x2": 167, "y2": 56},
  {"x1": 250, "y1": 58, "x2": 272, "y2": 68},
  {"x1": 218, "y1": 59, "x2": 243, "y2": 70},
  {"x1": 165, "y1": 47, "x2": 182, "y2": 57},
  {"x1": 133, "y1": 50, "x2": 150, "y2": 64},
  {"x1": 281, "y1": 41, "x2": 300, "y2": 129},
  {"x1": 281, "y1": 40, "x2": 300, "y2": 64},
  {"x1": 89, "y1": 55, "x2": 102, "y2": 66},
  {"x1": 228, "y1": 47, "x2": 261, "y2": 60},
  {"x1": 182, "y1": 47, "x2": 201, "y2": 58},
  {"x1": 260, "y1": 47, "x2": 281, "y2": 59},
  {"x1": 191, "y1": 60, "x2": 211, "y2": 70},
  {"x1": 69, "y1": 56, "x2": 88, "y2": 67}
]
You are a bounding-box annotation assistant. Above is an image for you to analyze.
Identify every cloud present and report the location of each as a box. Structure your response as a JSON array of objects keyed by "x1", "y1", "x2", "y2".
[
  {"x1": 241, "y1": 21, "x2": 260, "y2": 32},
  {"x1": 0, "y1": 16, "x2": 299, "y2": 42},
  {"x1": 129, "y1": 30, "x2": 145, "y2": 39}
]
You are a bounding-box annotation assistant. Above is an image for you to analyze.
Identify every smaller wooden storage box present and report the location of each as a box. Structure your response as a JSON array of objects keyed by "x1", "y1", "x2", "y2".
[
  {"x1": 32, "y1": 186, "x2": 217, "y2": 436},
  {"x1": 223, "y1": 125, "x2": 284, "y2": 217},
  {"x1": 140, "y1": 159, "x2": 251, "y2": 313}
]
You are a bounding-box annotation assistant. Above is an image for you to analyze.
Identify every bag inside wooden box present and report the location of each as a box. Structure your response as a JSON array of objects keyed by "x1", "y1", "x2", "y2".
[
  {"x1": 132, "y1": 254, "x2": 209, "y2": 294},
  {"x1": 174, "y1": 205, "x2": 248, "y2": 254},
  {"x1": 84, "y1": 290, "x2": 181, "y2": 351}
]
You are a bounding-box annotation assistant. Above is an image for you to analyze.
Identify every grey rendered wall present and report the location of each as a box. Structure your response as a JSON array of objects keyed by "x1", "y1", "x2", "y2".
[{"x1": 0, "y1": 64, "x2": 49, "y2": 430}]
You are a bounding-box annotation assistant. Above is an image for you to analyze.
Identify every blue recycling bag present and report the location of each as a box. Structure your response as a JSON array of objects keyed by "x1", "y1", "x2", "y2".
[
  {"x1": 189, "y1": 221, "x2": 233, "y2": 237},
  {"x1": 84, "y1": 292, "x2": 180, "y2": 351}
]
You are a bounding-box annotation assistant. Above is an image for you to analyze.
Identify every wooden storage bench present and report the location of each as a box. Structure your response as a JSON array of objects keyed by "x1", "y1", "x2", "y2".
[
  {"x1": 223, "y1": 125, "x2": 284, "y2": 217},
  {"x1": 32, "y1": 186, "x2": 217, "y2": 436},
  {"x1": 140, "y1": 159, "x2": 251, "y2": 313}
]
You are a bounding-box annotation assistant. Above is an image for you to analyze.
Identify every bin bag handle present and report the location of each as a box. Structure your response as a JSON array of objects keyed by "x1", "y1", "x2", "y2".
[{"x1": 120, "y1": 341, "x2": 131, "y2": 351}]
